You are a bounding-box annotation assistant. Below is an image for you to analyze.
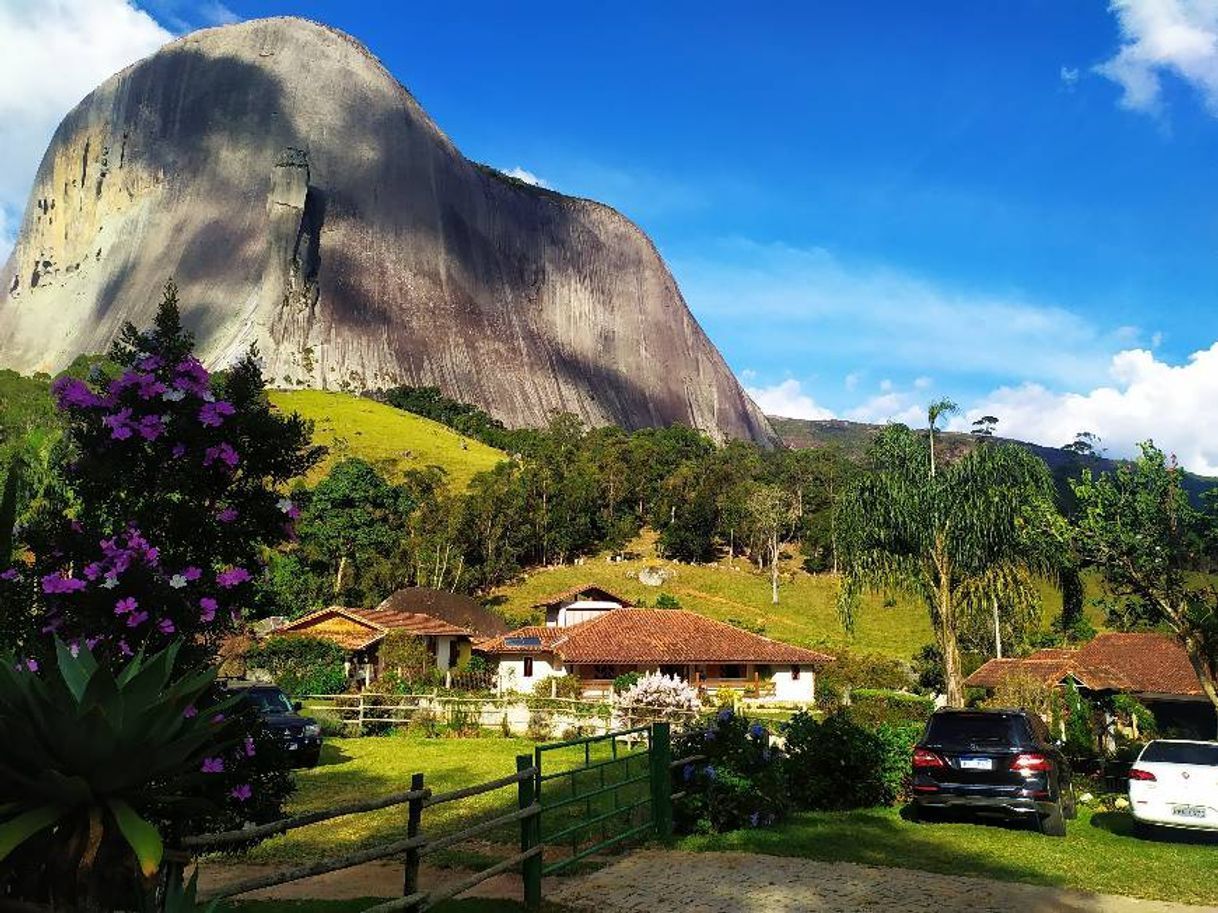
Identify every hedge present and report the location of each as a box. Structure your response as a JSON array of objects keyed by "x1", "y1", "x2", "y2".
[
  {"x1": 846, "y1": 688, "x2": 935, "y2": 727},
  {"x1": 244, "y1": 635, "x2": 347, "y2": 695}
]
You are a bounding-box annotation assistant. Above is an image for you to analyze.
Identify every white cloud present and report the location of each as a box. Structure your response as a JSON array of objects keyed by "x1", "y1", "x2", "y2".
[
  {"x1": 1061, "y1": 65, "x2": 1080, "y2": 87},
  {"x1": 745, "y1": 379, "x2": 835, "y2": 420},
  {"x1": 844, "y1": 371, "x2": 861, "y2": 391},
  {"x1": 502, "y1": 166, "x2": 550, "y2": 188},
  {"x1": 0, "y1": 1, "x2": 170, "y2": 251},
  {"x1": 675, "y1": 239, "x2": 1120, "y2": 391},
  {"x1": 951, "y1": 344, "x2": 1218, "y2": 474},
  {"x1": 1095, "y1": 0, "x2": 1218, "y2": 114}
]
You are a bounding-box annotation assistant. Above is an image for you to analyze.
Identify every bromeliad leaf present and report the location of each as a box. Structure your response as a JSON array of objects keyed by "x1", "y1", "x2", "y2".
[
  {"x1": 0, "y1": 805, "x2": 65, "y2": 862},
  {"x1": 107, "y1": 799, "x2": 163, "y2": 877}
]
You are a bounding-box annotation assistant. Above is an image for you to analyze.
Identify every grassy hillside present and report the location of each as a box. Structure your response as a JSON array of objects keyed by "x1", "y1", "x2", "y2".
[
  {"x1": 267, "y1": 390, "x2": 506, "y2": 488},
  {"x1": 490, "y1": 535, "x2": 1106, "y2": 661}
]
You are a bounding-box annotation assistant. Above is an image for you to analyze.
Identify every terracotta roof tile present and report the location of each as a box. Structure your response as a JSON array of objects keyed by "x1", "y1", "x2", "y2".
[
  {"x1": 475, "y1": 626, "x2": 568, "y2": 655},
  {"x1": 965, "y1": 632, "x2": 1200, "y2": 696},
  {"x1": 272, "y1": 606, "x2": 472, "y2": 651},
  {"x1": 479, "y1": 610, "x2": 833, "y2": 666}
]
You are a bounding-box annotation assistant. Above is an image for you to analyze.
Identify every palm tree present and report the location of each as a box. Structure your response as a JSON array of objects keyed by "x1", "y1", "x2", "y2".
[
  {"x1": 839, "y1": 424, "x2": 1060, "y2": 706},
  {"x1": 926, "y1": 397, "x2": 958, "y2": 477}
]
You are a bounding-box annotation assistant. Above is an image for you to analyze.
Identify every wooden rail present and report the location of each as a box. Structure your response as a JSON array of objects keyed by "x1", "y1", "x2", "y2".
[{"x1": 177, "y1": 764, "x2": 541, "y2": 912}]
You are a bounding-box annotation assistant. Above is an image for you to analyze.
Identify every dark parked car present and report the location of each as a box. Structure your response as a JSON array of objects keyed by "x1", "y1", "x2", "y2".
[
  {"x1": 225, "y1": 681, "x2": 323, "y2": 768},
  {"x1": 912, "y1": 708, "x2": 1075, "y2": 836}
]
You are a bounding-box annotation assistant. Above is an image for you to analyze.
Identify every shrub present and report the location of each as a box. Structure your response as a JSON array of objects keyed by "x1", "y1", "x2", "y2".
[
  {"x1": 713, "y1": 687, "x2": 737, "y2": 709},
  {"x1": 654, "y1": 592, "x2": 681, "y2": 609},
  {"x1": 379, "y1": 630, "x2": 431, "y2": 683},
  {"x1": 526, "y1": 709, "x2": 553, "y2": 741},
  {"x1": 672, "y1": 708, "x2": 788, "y2": 834},
  {"x1": 818, "y1": 650, "x2": 912, "y2": 696},
  {"x1": 617, "y1": 672, "x2": 701, "y2": 724},
  {"x1": 847, "y1": 689, "x2": 934, "y2": 727},
  {"x1": 530, "y1": 674, "x2": 584, "y2": 699},
  {"x1": 612, "y1": 671, "x2": 641, "y2": 694},
  {"x1": 784, "y1": 710, "x2": 921, "y2": 810},
  {"x1": 981, "y1": 672, "x2": 1056, "y2": 722},
  {"x1": 244, "y1": 636, "x2": 347, "y2": 696},
  {"x1": 310, "y1": 709, "x2": 348, "y2": 738}
]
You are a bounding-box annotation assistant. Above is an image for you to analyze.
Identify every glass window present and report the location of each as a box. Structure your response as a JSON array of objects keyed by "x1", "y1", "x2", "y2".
[
  {"x1": 1141, "y1": 741, "x2": 1218, "y2": 765},
  {"x1": 790, "y1": 665, "x2": 801, "y2": 681},
  {"x1": 721, "y1": 664, "x2": 742, "y2": 679},
  {"x1": 242, "y1": 689, "x2": 293, "y2": 714},
  {"x1": 523, "y1": 657, "x2": 534, "y2": 678},
  {"x1": 924, "y1": 712, "x2": 1024, "y2": 748}
]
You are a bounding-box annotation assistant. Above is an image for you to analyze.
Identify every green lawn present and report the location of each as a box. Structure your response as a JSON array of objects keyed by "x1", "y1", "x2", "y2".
[
  {"x1": 238, "y1": 735, "x2": 533, "y2": 865},
  {"x1": 267, "y1": 390, "x2": 506, "y2": 489},
  {"x1": 680, "y1": 805, "x2": 1218, "y2": 906}
]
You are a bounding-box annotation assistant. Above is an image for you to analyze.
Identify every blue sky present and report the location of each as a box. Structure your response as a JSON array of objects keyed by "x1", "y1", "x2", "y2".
[{"x1": 5, "y1": 2, "x2": 1218, "y2": 468}]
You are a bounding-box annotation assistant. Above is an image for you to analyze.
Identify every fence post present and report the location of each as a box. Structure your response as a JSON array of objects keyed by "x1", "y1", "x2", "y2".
[
  {"x1": 403, "y1": 771, "x2": 425, "y2": 908},
  {"x1": 357, "y1": 693, "x2": 365, "y2": 736},
  {"x1": 517, "y1": 754, "x2": 542, "y2": 912},
  {"x1": 649, "y1": 722, "x2": 672, "y2": 839}
]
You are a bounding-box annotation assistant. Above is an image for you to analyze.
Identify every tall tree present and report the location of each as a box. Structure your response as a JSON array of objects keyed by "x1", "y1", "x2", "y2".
[
  {"x1": 837, "y1": 425, "x2": 1059, "y2": 705},
  {"x1": 1070, "y1": 443, "x2": 1218, "y2": 735},
  {"x1": 926, "y1": 397, "x2": 958, "y2": 477},
  {"x1": 743, "y1": 483, "x2": 795, "y2": 604}
]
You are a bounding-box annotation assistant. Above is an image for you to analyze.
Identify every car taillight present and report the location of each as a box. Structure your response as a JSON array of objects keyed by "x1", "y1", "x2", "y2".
[
  {"x1": 913, "y1": 747, "x2": 946, "y2": 769},
  {"x1": 1128, "y1": 768, "x2": 1157, "y2": 782},
  {"x1": 1010, "y1": 752, "x2": 1053, "y2": 773}
]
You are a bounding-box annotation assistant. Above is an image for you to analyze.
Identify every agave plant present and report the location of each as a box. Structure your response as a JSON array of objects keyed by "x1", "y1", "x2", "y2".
[{"x1": 0, "y1": 638, "x2": 239, "y2": 909}]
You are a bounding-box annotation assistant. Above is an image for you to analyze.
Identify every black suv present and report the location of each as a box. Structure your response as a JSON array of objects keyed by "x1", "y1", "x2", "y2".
[
  {"x1": 912, "y1": 708, "x2": 1074, "y2": 836},
  {"x1": 225, "y1": 682, "x2": 323, "y2": 768}
]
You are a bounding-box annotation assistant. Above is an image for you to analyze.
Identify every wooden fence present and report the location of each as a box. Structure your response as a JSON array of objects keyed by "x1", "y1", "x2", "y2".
[{"x1": 170, "y1": 722, "x2": 708, "y2": 912}]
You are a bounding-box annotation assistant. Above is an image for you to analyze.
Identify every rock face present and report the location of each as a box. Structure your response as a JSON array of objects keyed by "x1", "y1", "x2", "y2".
[{"x1": 0, "y1": 18, "x2": 771, "y2": 443}]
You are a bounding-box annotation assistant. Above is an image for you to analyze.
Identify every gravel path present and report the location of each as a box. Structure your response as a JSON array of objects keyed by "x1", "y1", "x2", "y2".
[{"x1": 549, "y1": 850, "x2": 1218, "y2": 913}]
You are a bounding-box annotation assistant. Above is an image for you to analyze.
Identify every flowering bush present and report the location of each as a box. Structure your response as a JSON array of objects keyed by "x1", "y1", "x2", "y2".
[
  {"x1": 1, "y1": 284, "x2": 321, "y2": 668},
  {"x1": 671, "y1": 708, "x2": 788, "y2": 834},
  {"x1": 783, "y1": 710, "x2": 921, "y2": 810},
  {"x1": 616, "y1": 672, "x2": 701, "y2": 723}
]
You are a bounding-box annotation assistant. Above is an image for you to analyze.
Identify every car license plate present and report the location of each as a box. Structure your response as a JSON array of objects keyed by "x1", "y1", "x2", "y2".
[
  {"x1": 959, "y1": 757, "x2": 992, "y2": 770},
  {"x1": 1172, "y1": 805, "x2": 1206, "y2": 819}
]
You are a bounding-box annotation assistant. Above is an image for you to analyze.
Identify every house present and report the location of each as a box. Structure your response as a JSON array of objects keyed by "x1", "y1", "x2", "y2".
[
  {"x1": 534, "y1": 584, "x2": 630, "y2": 628},
  {"x1": 477, "y1": 608, "x2": 833, "y2": 702},
  {"x1": 966, "y1": 632, "x2": 1216, "y2": 737},
  {"x1": 270, "y1": 606, "x2": 481, "y2": 686}
]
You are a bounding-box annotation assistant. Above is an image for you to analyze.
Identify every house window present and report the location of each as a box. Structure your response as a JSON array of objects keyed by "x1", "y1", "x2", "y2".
[
  {"x1": 721, "y1": 664, "x2": 742, "y2": 679},
  {"x1": 790, "y1": 665, "x2": 801, "y2": 681},
  {"x1": 523, "y1": 657, "x2": 535, "y2": 678},
  {"x1": 592, "y1": 664, "x2": 617, "y2": 680},
  {"x1": 448, "y1": 645, "x2": 460, "y2": 669}
]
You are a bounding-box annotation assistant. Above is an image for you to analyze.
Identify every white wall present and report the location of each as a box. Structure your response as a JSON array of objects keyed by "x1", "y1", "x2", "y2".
[
  {"x1": 771, "y1": 666, "x2": 816, "y2": 703},
  {"x1": 434, "y1": 636, "x2": 453, "y2": 670},
  {"x1": 497, "y1": 654, "x2": 566, "y2": 693},
  {"x1": 546, "y1": 599, "x2": 622, "y2": 628}
]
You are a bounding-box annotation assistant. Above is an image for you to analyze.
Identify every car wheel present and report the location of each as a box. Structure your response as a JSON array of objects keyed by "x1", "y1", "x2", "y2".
[{"x1": 1039, "y1": 802, "x2": 1067, "y2": 837}]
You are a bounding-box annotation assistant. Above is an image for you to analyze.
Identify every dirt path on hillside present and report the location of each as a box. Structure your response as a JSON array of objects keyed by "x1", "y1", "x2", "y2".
[{"x1": 549, "y1": 850, "x2": 1218, "y2": 913}]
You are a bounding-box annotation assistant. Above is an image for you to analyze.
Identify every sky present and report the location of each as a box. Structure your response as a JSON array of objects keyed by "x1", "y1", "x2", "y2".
[{"x1": 4, "y1": 2, "x2": 1218, "y2": 469}]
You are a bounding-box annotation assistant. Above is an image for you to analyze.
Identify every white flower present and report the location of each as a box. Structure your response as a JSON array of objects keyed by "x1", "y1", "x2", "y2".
[
  {"x1": 162, "y1": 388, "x2": 186, "y2": 402},
  {"x1": 101, "y1": 576, "x2": 119, "y2": 589},
  {"x1": 169, "y1": 574, "x2": 187, "y2": 589},
  {"x1": 277, "y1": 497, "x2": 294, "y2": 514}
]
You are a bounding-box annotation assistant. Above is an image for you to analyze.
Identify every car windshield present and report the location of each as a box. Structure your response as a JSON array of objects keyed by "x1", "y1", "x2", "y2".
[
  {"x1": 924, "y1": 713, "x2": 1022, "y2": 748},
  {"x1": 243, "y1": 689, "x2": 294, "y2": 715},
  {"x1": 1141, "y1": 741, "x2": 1218, "y2": 766}
]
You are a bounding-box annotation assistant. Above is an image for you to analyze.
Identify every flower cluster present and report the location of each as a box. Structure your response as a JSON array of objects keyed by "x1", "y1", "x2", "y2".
[{"x1": 616, "y1": 672, "x2": 702, "y2": 722}]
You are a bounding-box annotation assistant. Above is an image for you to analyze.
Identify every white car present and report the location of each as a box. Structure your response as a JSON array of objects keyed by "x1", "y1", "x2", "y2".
[{"x1": 1128, "y1": 739, "x2": 1218, "y2": 833}]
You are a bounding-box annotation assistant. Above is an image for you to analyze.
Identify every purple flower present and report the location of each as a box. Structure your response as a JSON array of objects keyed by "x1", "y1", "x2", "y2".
[
  {"x1": 137, "y1": 354, "x2": 164, "y2": 371},
  {"x1": 749, "y1": 812, "x2": 761, "y2": 827},
  {"x1": 705, "y1": 765, "x2": 717, "y2": 782},
  {"x1": 82, "y1": 562, "x2": 103, "y2": 580},
  {"x1": 126, "y1": 610, "x2": 149, "y2": 628},
  {"x1": 198, "y1": 400, "x2": 235, "y2": 428},
  {"x1": 171, "y1": 442, "x2": 187, "y2": 459},
  {"x1": 51, "y1": 376, "x2": 102, "y2": 410},
  {"x1": 157, "y1": 618, "x2": 176, "y2": 635},
  {"x1": 103, "y1": 408, "x2": 135, "y2": 441},
  {"x1": 117, "y1": 639, "x2": 133, "y2": 657},
  {"x1": 216, "y1": 567, "x2": 250, "y2": 588},
  {"x1": 243, "y1": 736, "x2": 256, "y2": 758},
  {"x1": 0, "y1": 568, "x2": 20, "y2": 582},
  {"x1": 23, "y1": 658, "x2": 38, "y2": 673},
  {"x1": 216, "y1": 507, "x2": 238, "y2": 524},
  {"x1": 718, "y1": 708, "x2": 733, "y2": 722},
  {"x1": 749, "y1": 723, "x2": 766, "y2": 739},
  {"x1": 183, "y1": 566, "x2": 203, "y2": 581},
  {"x1": 682, "y1": 764, "x2": 694, "y2": 782},
  {"x1": 114, "y1": 596, "x2": 138, "y2": 616},
  {"x1": 201, "y1": 757, "x2": 224, "y2": 774},
  {"x1": 203, "y1": 442, "x2": 240, "y2": 469},
  {"x1": 42, "y1": 573, "x2": 86, "y2": 594},
  {"x1": 136, "y1": 414, "x2": 165, "y2": 441},
  {"x1": 199, "y1": 597, "x2": 218, "y2": 623},
  {"x1": 230, "y1": 784, "x2": 252, "y2": 802},
  {"x1": 211, "y1": 713, "x2": 225, "y2": 724},
  {"x1": 183, "y1": 704, "x2": 198, "y2": 719},
  {"x1": 174, "y1": 358, "x2": 211, "y2": 397}
]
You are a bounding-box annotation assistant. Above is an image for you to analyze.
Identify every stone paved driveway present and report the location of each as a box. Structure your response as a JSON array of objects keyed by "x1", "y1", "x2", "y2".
[{"x1": 550, "y1": 850, "x2": 1218, "y2": 913}]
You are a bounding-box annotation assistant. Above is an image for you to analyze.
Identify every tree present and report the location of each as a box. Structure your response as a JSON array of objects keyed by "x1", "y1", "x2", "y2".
[
  {"x1": 744, "y1": 483, "x2": 795, "y2": 605},
  {"x1": 837, "y1": 425, "x2": 1060, "y2": 706},
  {"x1": 1062, "y1": 431, "x2": 1102, "y2": 457},
  {"x1": 926, "y1": 397, "x2": 958, "y2": 477},
  {"x1": 1, "y1": 283, "x2": 322, "y2": 668},
  {"x1": 1070, "y1": 442, "x2": 1218, "y2": 735},
  {"x1": 970, "y1": 415, "x2": 999, "y2": 437},
  {"x1": 300, "y1": 458, "x2": 400, "y2": 594}
]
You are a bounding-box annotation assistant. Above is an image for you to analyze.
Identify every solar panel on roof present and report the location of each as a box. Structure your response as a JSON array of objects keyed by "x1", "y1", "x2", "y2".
[{"x1": 505, "y1": 636, "x2": 542, "y2": 648}]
